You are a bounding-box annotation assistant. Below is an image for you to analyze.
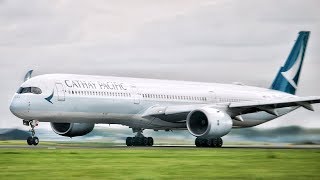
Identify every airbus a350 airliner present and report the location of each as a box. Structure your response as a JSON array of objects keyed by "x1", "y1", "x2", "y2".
[{"x1": 9, "y1": 31, "x2": 320, "y2": 147}]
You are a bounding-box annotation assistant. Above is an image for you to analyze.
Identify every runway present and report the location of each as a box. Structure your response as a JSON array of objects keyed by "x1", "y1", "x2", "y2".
[{"x1": 1, "y1": 144, "x2": 320, "y2": 149}]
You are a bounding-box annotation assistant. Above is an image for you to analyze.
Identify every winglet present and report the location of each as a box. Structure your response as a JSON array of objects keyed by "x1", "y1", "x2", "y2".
[{"x1": 24, "y1": 70, "x2": 33, "y2": 82}]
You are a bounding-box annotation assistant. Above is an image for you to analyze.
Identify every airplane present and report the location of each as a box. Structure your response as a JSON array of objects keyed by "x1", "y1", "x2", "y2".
[{"x1": 9, "y1": 31, "x2": 320, "y2": 147}]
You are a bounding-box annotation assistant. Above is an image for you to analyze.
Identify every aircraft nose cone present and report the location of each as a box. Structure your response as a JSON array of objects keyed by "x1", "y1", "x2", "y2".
[
  {"x1": 10, "y1": 98, "x2": 20, "y2": 116},
  {"x1": 9, "y1": 103, "x2": 14, "y2": 114},
  {"x1": 9, "y1": 96, "x2": 28, "y2": 119}
]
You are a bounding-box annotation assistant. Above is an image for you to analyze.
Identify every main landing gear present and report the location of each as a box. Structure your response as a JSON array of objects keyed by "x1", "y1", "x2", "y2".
[
  {"x1": 195, "y1": 137, "x2": 223, "y2": 148},
  {"x1": 126, "y1": 128, "x2": 154, "y2": 146},
  {"x1": 23, "y1": 120, "x2": 39, "y2": 146}
]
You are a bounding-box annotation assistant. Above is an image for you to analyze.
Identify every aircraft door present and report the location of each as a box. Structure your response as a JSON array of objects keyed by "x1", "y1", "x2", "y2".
[
  {"x1": 131, "y1": 85, "x2": 140, "y2": 104},
  {"x1": 208, "y1": 90, "x2": 216, "y2": 103},
  {"x1": 55, "y1": 83, "x2": 65, "y2": 101}
]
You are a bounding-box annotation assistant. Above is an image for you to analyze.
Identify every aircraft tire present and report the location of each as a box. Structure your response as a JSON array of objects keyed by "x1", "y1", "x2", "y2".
[
  {"x1": 207, "y1": 138, "x2": 213, "y2": 147},
  {"x1": 212, "y1": 138, "x2": 218, "y2": 147},
  {"x1": 195, "y1": 137, "x2": 223, "y2": 148},
  {"x1": 127, "y1": 137, "x2": 154, "y2": 146},
  {"x1": 27, "y1": 136, "x2": 33, "y2": 145},
  {"x1": 32, "y1": 137, "x2": 39, "y2": 146},
  {"x1": 126, "y1": 137, "x2": 133, "y2": 146},
  {"x1": 147, "y1": 137, "x2": 153, "y2": 146},
  {"x1": 195, "y1": 138, "x2": 201, "y2": 147},
  {"x1": 217, "y1": 137, "x2": 223, "y2": 147}
]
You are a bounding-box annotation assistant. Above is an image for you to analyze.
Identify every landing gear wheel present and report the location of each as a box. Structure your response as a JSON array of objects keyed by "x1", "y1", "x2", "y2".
[
  {"x1": 32, "y1": 137, "x2": 39, "y2": 146},
  {"x1": 27, "y1": 136, "x2": 33, "y2": 145},
  {"x1": 147, "y1": 137, "x2": 153, "y2": 146},
  {"x1": 200, "y1": 138, "x2": 207, "y2": 147},
  {"x1": 202, "y1": 139, "x2": 209, "y2": 147},
  {"x1": 195, "y1": 138, "x2": 201, "y2": 147},
  {"x1": 207, "y1": 139, "x2": 213, "y2": 147},
  {"x1": 217, "y1": 137, "x2": 223, "y2": 147},
  {"x1": 125, "y1": 136, "x2": 154, "y2": 146},
  {"x1": 212, "y1": 138, "x2": 218, "y2": 147},
  {"x1": 132, "y1": 137, "x2": 137, "y2": 146},
  {"x1": 137, "y1": 137, "x2": 143, "y2": 146},
  {"x1": 143, "y1": 137, "x2": 148, "y2": 146},
  {"x1": 195, "y1": 137, "x2": 223, "y2": 148},
  {"x1": 126, "y1": 137, "x2": 133, "y2": 146}
]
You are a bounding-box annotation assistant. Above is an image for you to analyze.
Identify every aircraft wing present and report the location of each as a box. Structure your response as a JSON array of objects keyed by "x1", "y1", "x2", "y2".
[
  {"x1": 141, "y1": 96, "x2": 320, "y2": 121},
  {"x1": 228, "y1": 96, "x2": 320, "y2": 117}
]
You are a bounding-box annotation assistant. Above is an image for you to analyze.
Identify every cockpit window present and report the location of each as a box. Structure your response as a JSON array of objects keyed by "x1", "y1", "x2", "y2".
[
  {"x1": 31, "y1": 87, "x2": 42, "y2": 94},
  {"x1": 17, "y1": 87, "x2": 42, "y2": 94}
]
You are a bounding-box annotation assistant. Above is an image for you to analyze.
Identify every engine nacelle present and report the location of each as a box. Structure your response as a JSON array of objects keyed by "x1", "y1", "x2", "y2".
[
  {"x1": 186, "y1": 107, "x2": 232, "y2": 137},
  {"x1": 50, "y1": 122, "x2": 95, "y2": 137}
]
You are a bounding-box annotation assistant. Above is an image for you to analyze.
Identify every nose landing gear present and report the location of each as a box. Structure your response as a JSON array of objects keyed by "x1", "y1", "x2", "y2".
[
  {"x1": 27, "y1": 136, "x2": 39, "y2": 146},
  {"x1": 23, "y1": 120, "x2": 39, "y2": 146}
]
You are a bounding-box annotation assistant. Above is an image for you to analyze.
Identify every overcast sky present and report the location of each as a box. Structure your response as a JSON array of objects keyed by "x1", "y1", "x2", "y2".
[{"x1": 0, "y1": 0, "x2": 319, "y2": 130}]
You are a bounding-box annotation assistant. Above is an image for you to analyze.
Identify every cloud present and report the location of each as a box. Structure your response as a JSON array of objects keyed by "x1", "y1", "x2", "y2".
[{"x1": 137, "y1": 0, "x2": 320, "y2": 48}]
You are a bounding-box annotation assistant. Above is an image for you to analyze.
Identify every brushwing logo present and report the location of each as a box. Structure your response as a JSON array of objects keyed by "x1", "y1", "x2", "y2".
[
  {"x1": 45, "y1": 91, "x2": 54, "y2": 104},
  {"x1": 280, "y1": 42, "x2": 304, "y2": 89}
]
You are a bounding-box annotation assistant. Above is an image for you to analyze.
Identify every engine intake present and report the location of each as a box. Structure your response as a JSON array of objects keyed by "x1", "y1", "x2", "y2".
[
  {"x1": 51, "y1": 122, "x2": 94, "y2": 137},
  {"x1": 186, "y1": 108, "x2": 232, "y2": 137}
]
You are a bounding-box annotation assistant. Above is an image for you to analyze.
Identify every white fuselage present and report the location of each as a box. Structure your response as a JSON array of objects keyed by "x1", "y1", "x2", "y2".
[{"x1": 10, "y1": 74, "x2": 296, "y2": 130}]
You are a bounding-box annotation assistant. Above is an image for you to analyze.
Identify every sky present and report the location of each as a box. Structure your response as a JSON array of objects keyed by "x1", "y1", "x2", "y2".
[{"x1": 0, "y1": 0, "x2": 319, "y2": 130}]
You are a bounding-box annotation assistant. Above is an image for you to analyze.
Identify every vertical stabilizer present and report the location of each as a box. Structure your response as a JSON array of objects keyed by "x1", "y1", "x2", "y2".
[{"x1": 270, "y1": 31, "x2": 310, "y2": 94}]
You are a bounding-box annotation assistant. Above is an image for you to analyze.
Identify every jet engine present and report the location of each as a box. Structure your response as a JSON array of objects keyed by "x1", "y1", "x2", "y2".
[
  {"x1": 50, "y1": 122, "x2": 94, "y2": 137},
  {"x1": 186, "y1": 107, "x2": 232, "y2": 137}
]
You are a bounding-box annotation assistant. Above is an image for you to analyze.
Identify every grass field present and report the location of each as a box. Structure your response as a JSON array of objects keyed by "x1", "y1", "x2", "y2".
[{"x1": 0, "y1": 145, "x2": 319, "y2": 179}]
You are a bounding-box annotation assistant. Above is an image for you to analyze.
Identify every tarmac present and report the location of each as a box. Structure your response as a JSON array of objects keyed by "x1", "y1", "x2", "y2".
[{"x1": 0, "y1": 144, "x2": 320, "y2": 149}]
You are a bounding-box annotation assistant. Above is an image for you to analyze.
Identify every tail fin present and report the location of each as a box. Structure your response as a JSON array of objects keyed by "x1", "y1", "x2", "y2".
[{"x1": 270, "y1": 31, "x2": 310, "y2": 95}]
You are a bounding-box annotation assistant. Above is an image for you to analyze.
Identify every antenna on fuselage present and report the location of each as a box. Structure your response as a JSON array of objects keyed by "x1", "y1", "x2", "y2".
[{"x1": 24, "y1": 70, "x2": 33, "y2": 82}]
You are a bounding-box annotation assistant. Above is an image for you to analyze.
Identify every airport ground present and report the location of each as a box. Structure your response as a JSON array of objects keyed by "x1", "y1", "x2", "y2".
[{"x1": 0, "y1": 141, "x2": 319, "y2": 179}]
